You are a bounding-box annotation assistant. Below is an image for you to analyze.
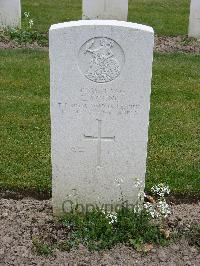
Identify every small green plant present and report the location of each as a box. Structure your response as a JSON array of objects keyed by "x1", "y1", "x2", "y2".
[
  {"x1": 4, "y1": 12, "x2": 48, "y2": 45},
  {"x1": 61, "y1": 206, "x2": 168, "y2": 251},
  {"x1": 185, "y1": 224, "x2": 200, "y2": 247},
  {"x1": 175, "y1": 224, "x2": 200, "y2": 248},
  {"x1": 32, "y1": 237, "x2": 53, "y2": 256},
  {"x1": 30, "y1": 184, "x2": 172, "y2": 255},
  {"x1": 180, "y1": 36, "x2": 200, "y2": 46},
  {"x1": 59, "y1": 183, "x2": 172, "y2": 252}
]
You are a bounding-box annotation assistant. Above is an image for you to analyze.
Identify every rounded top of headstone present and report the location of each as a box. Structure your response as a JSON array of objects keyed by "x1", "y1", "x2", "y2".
[{"x1": 50, "y1": 20, "x2": 154, "y2": 34}]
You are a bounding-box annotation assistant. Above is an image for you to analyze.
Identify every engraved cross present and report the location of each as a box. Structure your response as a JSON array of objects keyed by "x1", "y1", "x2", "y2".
[{"x1": 84, "y1": 119, "x2": 115, "y2": 167}]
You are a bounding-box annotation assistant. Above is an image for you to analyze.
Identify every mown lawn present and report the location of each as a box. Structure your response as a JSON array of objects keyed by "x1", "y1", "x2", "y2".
[
  {"x1": 0, "y1": 50, "x2": 199, "y2": 196},
  {"x1": 0, "y1": 50, "x2": 51, "y2": 194},
  {"x1": 147, "y1": 53, "x2": 200, "y2": 195},
  {"x1": 22, "y1": 0, "x2": 190, "y2": 36}
]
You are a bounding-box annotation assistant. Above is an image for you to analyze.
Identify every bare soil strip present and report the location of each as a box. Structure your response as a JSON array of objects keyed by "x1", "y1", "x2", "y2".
[
  {"x1": 0, "y1": 36, "x2": 200, "y2": 54},
  {"x1": 0, "y1": 199, "x2": 199, "y2": 265}
]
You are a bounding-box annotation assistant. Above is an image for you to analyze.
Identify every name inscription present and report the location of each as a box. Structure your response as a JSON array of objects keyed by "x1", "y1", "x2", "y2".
[{"x1": 57, "y1": 87, "x2": 140, "y2": 116}]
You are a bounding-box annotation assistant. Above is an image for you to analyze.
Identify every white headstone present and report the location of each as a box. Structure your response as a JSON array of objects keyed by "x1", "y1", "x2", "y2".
[
  {"x1": 82, "y1": 0, "x2": 128, "y2": 21},
  {"x1": 0, "y1": 0, "x2": 21, "y2": 28},
  {"x1": 188, "y1": 0, "x2": 200, "y2": 38},
  {"x1": 50, "y1": 20, "x2": 154, "y2": 215}
]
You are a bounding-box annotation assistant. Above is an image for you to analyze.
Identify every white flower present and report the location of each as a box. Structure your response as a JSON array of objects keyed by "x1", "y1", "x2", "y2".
[
  {"x1": 133, "y1": 204, "x2": 142, "y2": 214},
  {"x1": 24, "y1": 12, "x2": 30, "y2": 18},
  {"x1": 144, "y1": 202, "x2": 160, "y2": 218},
  {"x1": 157, "y1": 199, "x2": 171, "y2": 218},
  {"x1": 29, "y1": 19, "x2": 34, "y2": 28},
  {"x1": 107, "y1": 212, "x2": 117, "y2": 224},
  {"x1": 102, "y1": 210, "x2": 117, "y2": 224},
  {"x1": 151, "y1": 184, "x2": 170, "y2": 198},
  {"x1": 143, "y1": 197, "x2": 171, "y2": 219}
]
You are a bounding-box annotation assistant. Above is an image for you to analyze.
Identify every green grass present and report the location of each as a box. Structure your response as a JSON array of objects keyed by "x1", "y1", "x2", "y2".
[
  {"x1": 22, "y1": 0, "x2": 82, "y2": 33},
  {"x1": 21, "y1": 0, "x2": 190, "y2": 36},
  {"x1": 128, "y1": 0, "x2": 190, "y2": 36},
  {"x1": 0, "y1": 50, "x2": 51, "y2": 193},
  {"x1": 147, "y1": 53, "x2": 200, "y2": 195},
  {"x1": 0, "y1": 50, "x2": 199, "y2": 196}
]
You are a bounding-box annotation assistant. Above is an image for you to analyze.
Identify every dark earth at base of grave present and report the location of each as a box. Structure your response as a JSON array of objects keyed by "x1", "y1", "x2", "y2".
[
  {"x1": 1, "y1": 188, "x2": 199, "y2": 205},
  {"x1": 0, "y1": 35, "x2": 200, "y2": 54}
]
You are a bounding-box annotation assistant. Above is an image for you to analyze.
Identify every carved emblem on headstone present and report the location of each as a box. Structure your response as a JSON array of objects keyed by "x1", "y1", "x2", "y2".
[{"x1": 78, "y1": 37, "x2": 125, "y2": 83}]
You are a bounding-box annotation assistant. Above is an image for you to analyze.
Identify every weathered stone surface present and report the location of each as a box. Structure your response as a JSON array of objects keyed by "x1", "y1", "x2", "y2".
[
  {"x1": 49, "y1": 20, "x2": 154, "y2": 215},
  {"x1": 0, "y1": 0, "x2": 21, "y2": 28},
  {"x1": 82, "y1": 0, "x2": 128, "y2": 21},
  {"x1": 188, "y1": 0, "x2": 200, "y2": 38}
]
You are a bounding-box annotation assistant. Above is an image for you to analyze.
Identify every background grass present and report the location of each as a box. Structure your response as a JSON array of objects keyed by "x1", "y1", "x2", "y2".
[
  {"x1": 0, "y1": 50, "x2": 51, "y2": 193},
  {"x1": 147, "y1": 53, "x2": 200, "y2": 195},
  {"x1": 0, "y1": 50, "x2": 199, "y2": 195},
  {"x1": 21, "y1": 0, "x2": 190, "y2": 36}
]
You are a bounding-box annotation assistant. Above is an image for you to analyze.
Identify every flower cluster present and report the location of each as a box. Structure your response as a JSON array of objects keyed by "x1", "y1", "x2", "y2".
[
  {"x1": 144, "y1": 183, "x2": 171, "y2": 219},
  {"x1": 107, "y1": 212, "x2": 118, "y2": 224},
  {"x1": 29, "y1": 19, "x2": 34, "y2": 28},
  {"x1": 151, "y1": 183, "x2": 170, "y2": 198},
  {"x1": 24, "y1": 12, "x2": 30, "y2": 18},
  {"x1": 157, "y1": 200, "x2": 171, "y2": 217},
  {"x1": 133, "y1": 204, "x2": 143, "y2": 214},
  {"x1": 144, "y1": 200, "x2": 171, "y2": 219},
  {"x1": 143, "y1": 202, "x2": 159, "y2": 218},
  {"x1": 102, "y1": 210, "x2": 117, "y2": 224},
  {"x1": 24, "y1": 11, "x2": 34, "y2": 29}
]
